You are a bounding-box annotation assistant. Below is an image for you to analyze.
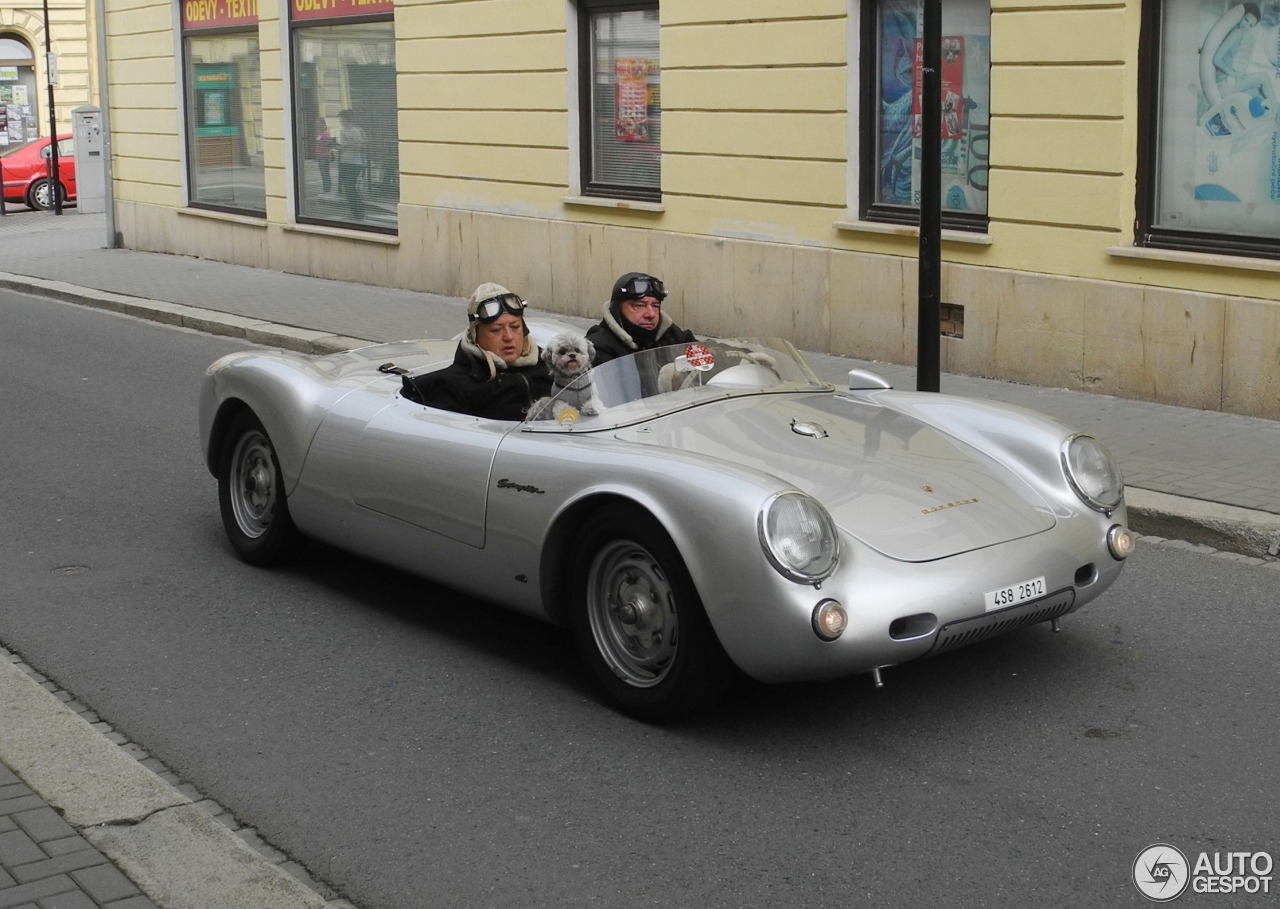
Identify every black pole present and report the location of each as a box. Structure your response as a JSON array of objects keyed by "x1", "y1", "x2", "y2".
[
  {"x1": 916, "y1": 0, "x2": 941, "y2": 392},
  {"x1": 43, "y1": 0, "x2": 62, "y2": 215}
]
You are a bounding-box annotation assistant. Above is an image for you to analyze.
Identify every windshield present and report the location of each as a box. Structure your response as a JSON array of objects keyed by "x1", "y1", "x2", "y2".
[{"x1": 523, "y1": 337, "x2": 831, "y2": 432}]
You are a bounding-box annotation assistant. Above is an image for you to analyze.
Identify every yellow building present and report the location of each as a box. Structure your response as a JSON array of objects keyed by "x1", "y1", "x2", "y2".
[
  {"x1": 1, "y1": 0, "x2": 96, "y2": 138},
  {"x1": 99, "y1": 0, "x2": 1280, "y2": 418}
]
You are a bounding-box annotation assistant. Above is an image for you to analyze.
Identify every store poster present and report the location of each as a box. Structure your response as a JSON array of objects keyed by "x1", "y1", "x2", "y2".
[
  {"x1": 1189, "y1": 0, "x2": 1280, "y2": 209},
  {"x1": 1, "y1": 83, "x2": 35, "y2": 144},
  {"x1": 878, "y1": 0, "x2": 990, "y2": 213},
  {"x1": 615, "y1": 58, "x2": 651, "y2": 142}
]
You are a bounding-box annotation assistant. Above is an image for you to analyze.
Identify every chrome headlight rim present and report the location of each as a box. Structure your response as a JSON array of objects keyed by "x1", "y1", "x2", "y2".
[
  {"x1": 758, "y1": 491, "x2": 840, "y2": 584},
  {"x1": 1061, "y1": 433, "x2": 1125, "y2": 513}
]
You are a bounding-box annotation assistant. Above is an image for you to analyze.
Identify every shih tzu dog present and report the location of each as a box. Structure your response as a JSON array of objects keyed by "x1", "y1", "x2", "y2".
[{"x1": 529, "y1": 332, "x2": 604, "y2": 422}]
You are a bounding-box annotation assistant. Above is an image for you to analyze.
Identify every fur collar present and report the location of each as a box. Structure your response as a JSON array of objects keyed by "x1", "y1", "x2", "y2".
[
  {"x1": 601, "y1": 302, "x2": 676, "y2": 351},
  {"x1": 459, "y1": 335, "x2": 539, "y2": 380}
]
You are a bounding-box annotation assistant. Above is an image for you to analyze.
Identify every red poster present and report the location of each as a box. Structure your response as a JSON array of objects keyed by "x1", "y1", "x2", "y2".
[
  {"x1": 910, "y1": 35, "x2": 965, "y2": 139},
  {"x1": 615, "y1": 59, "x2": 650, "y2": 143},
  {"x1": 940, "y1": 37, "x2": 965, "y2": 140}
]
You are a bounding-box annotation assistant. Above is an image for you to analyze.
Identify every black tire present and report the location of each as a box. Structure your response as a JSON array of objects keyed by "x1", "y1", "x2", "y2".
[
  {"x1": 28, "y1": 179, "x2": 62, "y2": 211},
  {"x1": 217, "y1": 410, "x2": 303, "y2": 566},
  {"x1": 569, "y1": 505, "x2": 734, "y2": 722}
]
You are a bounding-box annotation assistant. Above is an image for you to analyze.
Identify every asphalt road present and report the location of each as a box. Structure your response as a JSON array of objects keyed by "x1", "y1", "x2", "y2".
[{"x1": 2, "y1": 289, "x2": 1277, "y2": 909}]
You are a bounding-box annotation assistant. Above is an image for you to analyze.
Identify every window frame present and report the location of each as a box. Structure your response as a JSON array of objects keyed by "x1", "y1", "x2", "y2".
[
  {"x1": 1135, "y1": 0, "x2": 1280, "y2": 260},
  {"x1": 288, "y1": 13, "x2": 399, "y2": 235},
  {"x1": 576, "y1": 0, "x2": 662, "y2": 202},
  {"x1": 857, "y1": 0, "x2": 990, "y2": 232},
  {"x1": 181, "y1": 26, "x2": 267, "y2": 217}
]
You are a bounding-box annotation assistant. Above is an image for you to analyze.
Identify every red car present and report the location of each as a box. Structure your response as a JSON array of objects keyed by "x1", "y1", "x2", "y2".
[{"x1": 1, "y1": 134, "x2": 77, "y2": 210}]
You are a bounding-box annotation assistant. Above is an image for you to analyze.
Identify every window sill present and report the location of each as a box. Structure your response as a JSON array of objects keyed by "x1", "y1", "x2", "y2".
[
  {"x1": 179, "y1": 207, "x2": 268, "y2": 227},
  {"x1": 833, "y1": 218, "x2": 992, "y2": 246},
  {"x1": 283, "y1": 221, "x2": 400, "y2": 245},
  {"x1": 1107, "y1": 245, "x2": 1280, "y2": 274},
  {"x1": 562, "y1": 195, "x2": 665, "y2": 213}
]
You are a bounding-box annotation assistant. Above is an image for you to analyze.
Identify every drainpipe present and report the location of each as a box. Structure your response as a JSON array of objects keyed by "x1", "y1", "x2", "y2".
[{"x1": 93, "y1": 0, "x2": 118, "y2": 246}]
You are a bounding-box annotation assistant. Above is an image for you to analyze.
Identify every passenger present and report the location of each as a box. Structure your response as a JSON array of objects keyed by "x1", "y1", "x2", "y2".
[
  {"x1": 404, "y1": 283, "x2": 553, "y2": 420},
  {"x1": 585, "y1": 272, "x2": 697, "y2": 366}
]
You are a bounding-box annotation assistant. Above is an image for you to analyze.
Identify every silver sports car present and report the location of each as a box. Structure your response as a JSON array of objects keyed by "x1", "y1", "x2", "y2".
[{"x1": 199, "y1": 327, "x2": 1135, "y2": 721}]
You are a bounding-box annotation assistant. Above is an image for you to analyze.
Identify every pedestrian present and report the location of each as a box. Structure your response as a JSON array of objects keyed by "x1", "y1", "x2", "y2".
[
  {"x1": 335, "y1": 109, "x2": 366, "y2": 220},
  {"x1": 313, "y1": 118, "x2": 334, "y2": 196}
]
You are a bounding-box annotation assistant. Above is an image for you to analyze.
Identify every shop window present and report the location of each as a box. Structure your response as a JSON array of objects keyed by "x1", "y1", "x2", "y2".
[
  {"x1": 578, "y1": 1, "x2": 661, "y2": 201},
  {"x1": 292, "y1": 6, "x2": 397, "y2": 232},
  {"x1": 860, "y1": 0, "x2": 990, "y2": 230},
  {"x1": 181, "y1": 0, "x2": 265, "y2": 217},
  {"x1": 1137, "y1": 0, "x2": 1280, "y2": 259},
  {"x1": 1, "y1": 36, "x2": 40, "y2": 143}
]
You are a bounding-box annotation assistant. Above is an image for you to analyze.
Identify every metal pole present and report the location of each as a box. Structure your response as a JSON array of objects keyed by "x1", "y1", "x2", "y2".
[
  {"x1": 43, "y1": 0, "x2": 62, "y2": 214},
  {"x1": 916, "y1": 0, "x2": 941, "y2": 392}
]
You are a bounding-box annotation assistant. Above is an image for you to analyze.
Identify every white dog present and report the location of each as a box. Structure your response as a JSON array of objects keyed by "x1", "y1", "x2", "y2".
[{"x1": 529, "y1": 332, "x2": 604, "y2": 422}]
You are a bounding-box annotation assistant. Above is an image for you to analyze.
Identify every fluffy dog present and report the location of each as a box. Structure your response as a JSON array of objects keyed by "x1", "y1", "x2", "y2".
[{"x1": 529, "y1": 332, "x2": 604, "y2": 422}]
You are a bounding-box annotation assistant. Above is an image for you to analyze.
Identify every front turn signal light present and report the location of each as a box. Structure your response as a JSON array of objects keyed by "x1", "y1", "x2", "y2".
[{"x1": 1107, "y1": 525, "x2": 1137, "y2": 560}]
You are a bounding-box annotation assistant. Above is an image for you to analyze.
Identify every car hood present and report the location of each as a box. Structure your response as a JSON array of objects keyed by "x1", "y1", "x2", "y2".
[{"x1": 612, "y1": 393, "x2": 1056, "y2": 562}]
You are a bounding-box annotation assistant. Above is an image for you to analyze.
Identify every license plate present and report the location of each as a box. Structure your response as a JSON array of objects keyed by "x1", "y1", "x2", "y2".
[{"x1": 984, "y1": 575, "x2": 1046, "y2": 612}]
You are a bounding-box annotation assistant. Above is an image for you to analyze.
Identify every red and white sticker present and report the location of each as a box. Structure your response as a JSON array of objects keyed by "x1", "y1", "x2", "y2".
[{"x1": 684, "y1": 343, "x2": 716, "y2": 371}]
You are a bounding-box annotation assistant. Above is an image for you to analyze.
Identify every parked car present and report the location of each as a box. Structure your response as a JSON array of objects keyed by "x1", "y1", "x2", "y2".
[
  {"x1": 0, "y1": 134, "x2": 76, "y2": 210},
  {"x1": 199, "y1": 326, "x2": 1136, "y2": 721}
]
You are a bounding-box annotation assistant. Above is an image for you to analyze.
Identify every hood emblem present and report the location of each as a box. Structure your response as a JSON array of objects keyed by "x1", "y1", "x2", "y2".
[
  {"x1": 921, "y1": 497, "x2": 979, "y2": 515},
  {"x1": 791, "y1": 419, "x2": 828, "y2": 439}
]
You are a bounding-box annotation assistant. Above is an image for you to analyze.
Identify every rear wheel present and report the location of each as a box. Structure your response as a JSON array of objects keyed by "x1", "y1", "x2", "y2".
[
  {"x1": 217, "y1": 410, "x2": 302, "y2": 566},
  {"x1": 28, "y1": 179, "x2": 63, "y2": 211},
  {"x1": 570, "y1": 506, "x2": 734, "y2": 722}
]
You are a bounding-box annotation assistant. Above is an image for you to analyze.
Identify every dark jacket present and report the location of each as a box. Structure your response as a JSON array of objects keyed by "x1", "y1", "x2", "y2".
[
  {"x1": 585, "y1": 303, "x2": 697, "y2": 366},
  {"x1": 405, "y1": 341, "x2": 553, "y2": 421}
]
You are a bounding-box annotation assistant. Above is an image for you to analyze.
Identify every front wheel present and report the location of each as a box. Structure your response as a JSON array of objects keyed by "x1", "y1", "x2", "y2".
[
  {"x1": 569, "y1": 506, "x2": 734, "y2": 722},
  {"x1": 217, "y1": 410, "x2": 302, "y2": 566}
]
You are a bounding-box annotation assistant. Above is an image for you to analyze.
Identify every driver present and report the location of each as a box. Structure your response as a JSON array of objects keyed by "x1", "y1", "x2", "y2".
[
  {"x1": 586, "y1": 272, "x2": 697, "y2": 366},
  {"x1": 405, "y1": 283, "x2": 553, "y2": 420}
]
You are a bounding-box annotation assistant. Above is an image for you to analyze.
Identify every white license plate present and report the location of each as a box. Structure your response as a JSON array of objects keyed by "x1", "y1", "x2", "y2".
[{"x1": 984, "y1": 575, "x2": 1047, "y2": 612}]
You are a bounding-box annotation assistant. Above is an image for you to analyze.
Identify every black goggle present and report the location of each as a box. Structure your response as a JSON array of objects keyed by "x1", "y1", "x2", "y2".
[
  {"x1": 619, "y1": 276, "x2": 667, "y2": 301},
  {"x1": 470, "y1": 293, "x2": 527, "y2": 323}
]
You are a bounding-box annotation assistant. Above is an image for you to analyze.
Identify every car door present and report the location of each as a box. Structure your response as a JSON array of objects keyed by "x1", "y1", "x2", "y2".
[{"x1": 350, "y1": 394, "x2": 515, "y2": 548}]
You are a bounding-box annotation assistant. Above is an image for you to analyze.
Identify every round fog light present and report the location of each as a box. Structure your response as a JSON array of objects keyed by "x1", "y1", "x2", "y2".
[
  {"x1": 1107, "y1": 525, "x2": 1137, "y2": 560},
  {"x1": 812, "y1": 599, "x2": 847, "y2": 641}
]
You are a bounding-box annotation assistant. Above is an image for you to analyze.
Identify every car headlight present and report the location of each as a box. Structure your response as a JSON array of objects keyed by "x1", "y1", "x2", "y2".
[
  {"x1": 1061, "y1": 433, "x2": 1124, "y2": 512},
  {"x1": 758, "y1": 492, "x2": 839, "y2": 583}
]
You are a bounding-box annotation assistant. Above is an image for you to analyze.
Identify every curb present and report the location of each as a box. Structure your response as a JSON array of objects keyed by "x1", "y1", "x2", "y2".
[
  {"x1": 1126, "y1": 488, "x2": 1280, "y2": 560},
  {"x1": 0, "y1": 272, "x2": 366, "y2": 355},
  {"x1": 0, "y1": 652, "x2": 346, "y2": 909}
]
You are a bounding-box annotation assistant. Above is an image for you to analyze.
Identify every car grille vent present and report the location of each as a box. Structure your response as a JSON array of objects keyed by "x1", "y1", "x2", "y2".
[{"x1": 926, "y1": 589, "x2": 1076, "y2": 656}]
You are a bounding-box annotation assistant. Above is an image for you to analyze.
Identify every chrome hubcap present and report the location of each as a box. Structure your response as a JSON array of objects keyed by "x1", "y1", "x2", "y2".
[
  {"x1": 229, "y1": 431, "x2": 276, "y2": 538},
  {"x1": 587, "y1": 541, "x2": 679, "y2": 687}
]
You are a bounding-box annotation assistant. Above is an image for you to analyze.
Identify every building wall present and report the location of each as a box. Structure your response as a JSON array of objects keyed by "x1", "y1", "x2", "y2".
[
  {"x1": 1, "y1": 0, "x2": 94, "y2": 133},
  {"x1": 103, "y1": 0, "x2": 1280, "y2": 419}
]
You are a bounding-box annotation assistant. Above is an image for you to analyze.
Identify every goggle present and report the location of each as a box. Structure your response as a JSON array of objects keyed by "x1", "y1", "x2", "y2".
[
  {"x1": 618, "y1": 275, "x2": 667, "y2": 301},
  {"x1": 470, "y1": 293, "x2": 527, "y2": 323}
]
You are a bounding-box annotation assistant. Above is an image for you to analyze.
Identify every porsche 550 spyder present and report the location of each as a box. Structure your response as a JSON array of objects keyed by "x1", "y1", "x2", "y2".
[{"x1": 198, "y1": 328, "x2": 1135, "y2": 721}]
